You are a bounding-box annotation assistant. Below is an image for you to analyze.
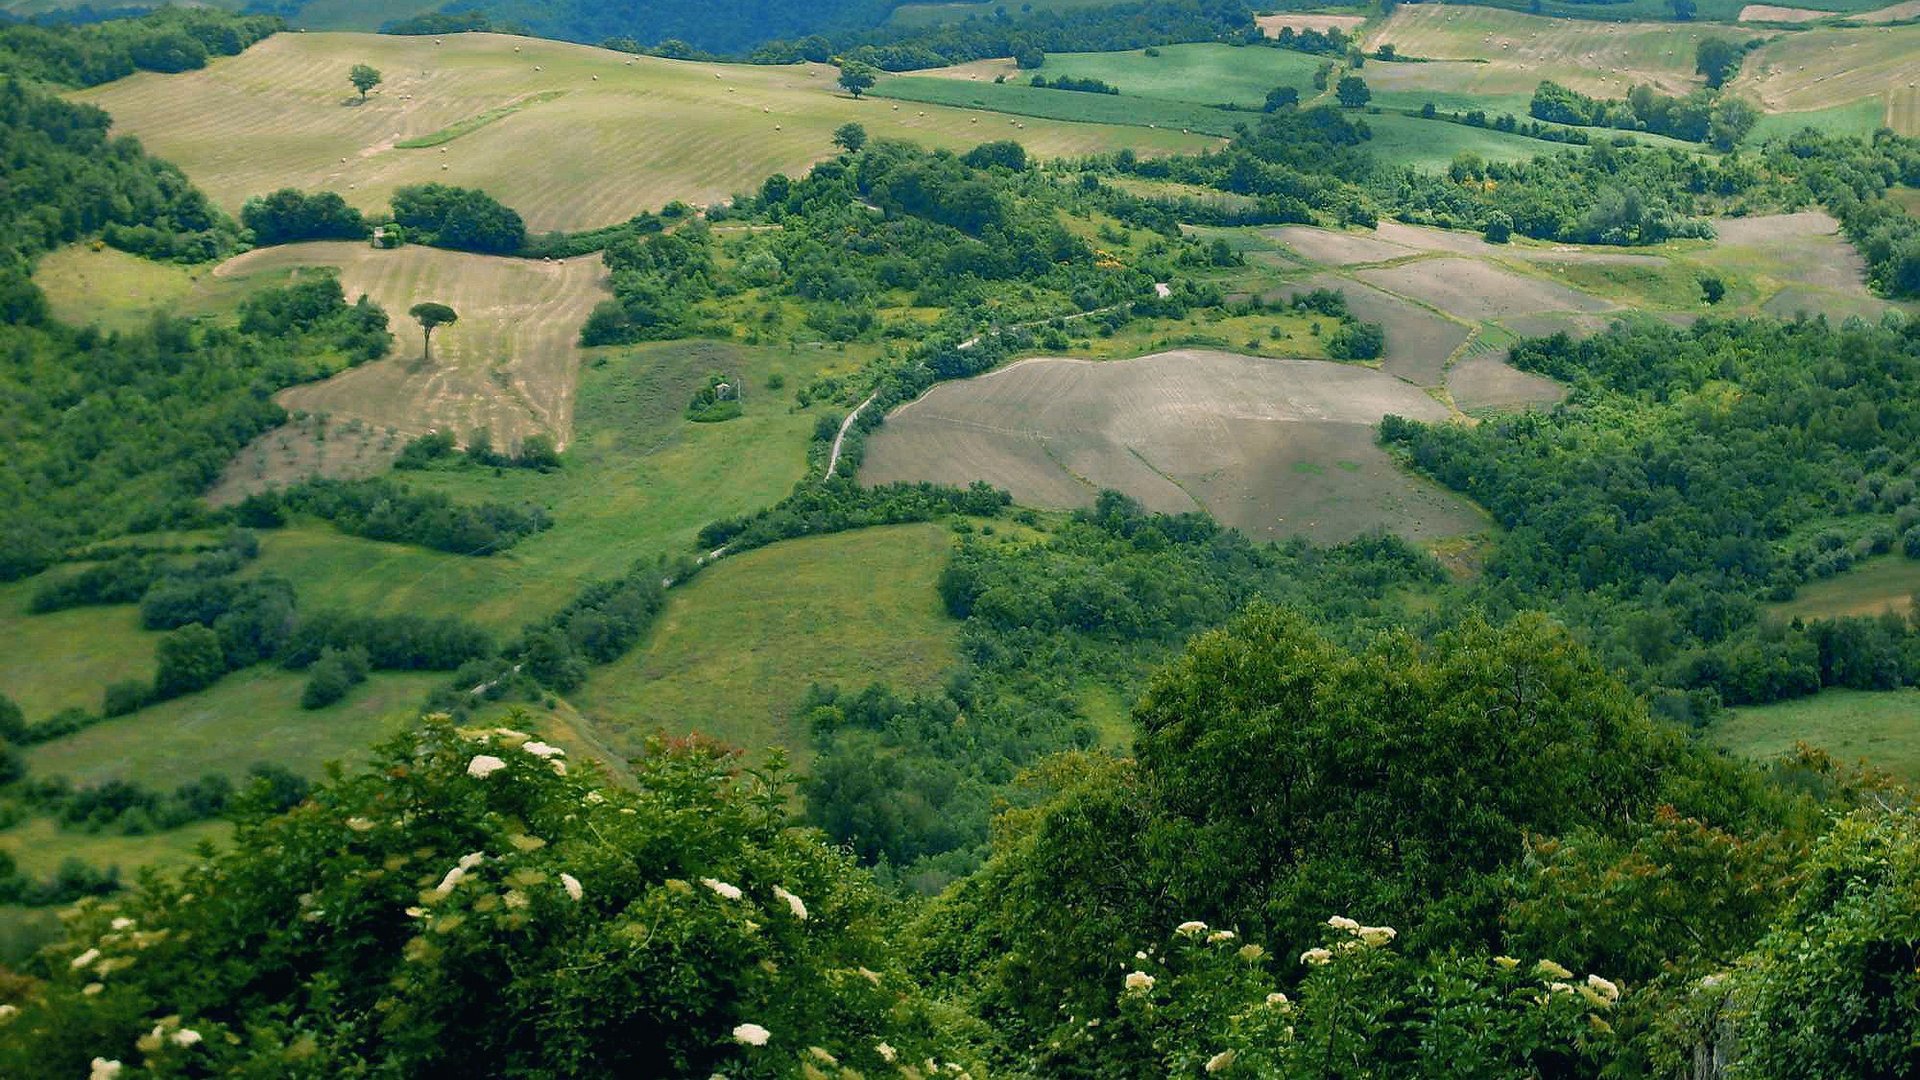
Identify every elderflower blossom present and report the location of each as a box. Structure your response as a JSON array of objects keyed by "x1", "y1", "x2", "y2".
[
  {"x1": 876, "y1": 1042, "x2": 897, "y2": 1063},
  {"x1": 1123, "y1": 970, "x2": 1155, "y2": 992},
  {"x1": 1207, "y1": 930, "x2": 1236, "y2": 943},
  {"x1": 433, "y1": 867, "x2": 467, "y2": 897},
  {"x1": 109, "y1": 917, "x2": 135, "y2": 931},
  {"x1": 172, "y1": 1028, "x2": 202, "y2": 1047},
  {"x1": 702, "y1": 878, "x2": 743, "y2": 901},
  {"x1": 522, "y1": 741, "x2": 565, "y2": 759},
  {"x1": 1327, "y1": 915, "x2": 1360, "y2": 932},
  {"x1": 1237, "y1": 943, "x2": 1265, "y2": 962},
  {"x1": 560, "y1": 873, "x2": 584, "y2": 902},
  {"x1": 1206, "y1": 1049, "x2": 1237, "y2": 1073},
  {"x1": 1176, "y1": 920, "x2": 1208, "y2": 937},
  {"x1": 1357, "y1": 925, "x2": 1397, "y2": 948},
  {"x1": 466, "y1": 755, "x2": 507, "y2": 779},
  {"x1": 732, "y1": 1022, "x2": 771, "y2": 1046},
  {"x1": 1535, "y1": 960, "x2": 1574, "y2": 981},
  {"x1": 71, "y1": 948, "x2": 102, "y2": 970},
  {"x1": 1493, "y1": 956, "x2": 1520, "y2": 970},
  {"x1": 1586, "y1": 974, "x2": 1620, "y2": 1003},
  {"x1": 346, "y1": 817, "x2": 375, "y2": 833},
  {"x1": 82, "y1": 983, "x2": 104, "y2": 996},
  {"x1": 1300, "y1": 947, "x2": 1333, "y2": 966},
  {"x1": 90, "y1": 1059, "x2": 123, "y2": 1080},
  {"x1": 772, "y1": 886, "x2": 808, "y2": 920},
  {"x1": 0, "y1": 1004, "x2": 16, "y2": 1022},
  {"x1": 1266, "y1": 992, "x2": 1290, "y2": 1008}
]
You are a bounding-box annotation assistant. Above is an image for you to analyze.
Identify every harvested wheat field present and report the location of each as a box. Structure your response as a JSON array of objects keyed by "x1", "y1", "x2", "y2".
[
  {"x1": 74, "y1": 32, "x2": 1211, "y2": 233},
  {"x1": 861, "y1": 350, "x2": 1485, "y2": 544},
  {"x1": 1704, "y1": 211, "x2": 1878, "y2": 293},
  {"x1": 1257, "y1": 12, "x2": 1369, "y2": 35},
  {"x1": 1265, "y1": 226, "x2": 1419, "y2": 266},
  {"x1": 1357, "y1": 258, "x2": 1615, "y2": 322},
  {"x1": 211, "y1": 242, "x2": 608, "y2": 494},
  {"x1": 1733, "y1": 24, "x2": 1920, "y2": 120},
  {"x1": 1363, "y1": 6, "x2": 1718, "y2": 98},
  {"x1": 1739, "y1": 4, "x2": 1836, "y2": 20}
]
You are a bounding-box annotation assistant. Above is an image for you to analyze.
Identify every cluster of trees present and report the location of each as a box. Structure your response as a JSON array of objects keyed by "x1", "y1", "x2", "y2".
[
  {"x1": 239, "y1": 188, "x2": 370, "y2": 245},
  {"x1": 394, "y1": 428, "x2": 563, "y2": 472},
  {"x1": 1263, "y1": 23, "x2": 1349, "y2": 57},
  {"x1": 11, "y1": 626, "x2": 1912, "y2": 1075},
  {"x1": 389, "y1": 183, "x2": 526, "y2": 255},
  {"x1": 28, "y1": 530, "x2": 258, "y2": 616},
  {"x1": 1381, "y1": 314, "x2": 1920, "y2": 709},
  {"x1": 243, "y1": 476, "x2": 552, "y2": 555},
  {"x1": 1, "y1": 270, "x2": 391, "y2": 581},
  {"x1": 0, "y1": 7, "x2": 278, "y2": 89},
  {"x1": 0, "y1": 851, "x2": 118, "y2": 907},
  {"x1": 1028, "y1": 73, "x2": 1119, "y2": 95},
  {"x1": 1, "y1": 78, "x2": 239, "y2": 287},
  {"x1": 749, "y1": 0, "x2": 1255, "y2": 72},
  {"x1": 26, "y1": 766, "x2": 305, "y2": 836},
  {"x1": 1530, "y1": 79, "x2": 1757, "y2": 150}
]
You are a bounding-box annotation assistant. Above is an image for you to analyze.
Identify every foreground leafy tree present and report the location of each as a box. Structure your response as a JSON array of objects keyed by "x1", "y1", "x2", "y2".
[{"x1": 0, "y1": 721, "x2": 975, "y2": 1077}]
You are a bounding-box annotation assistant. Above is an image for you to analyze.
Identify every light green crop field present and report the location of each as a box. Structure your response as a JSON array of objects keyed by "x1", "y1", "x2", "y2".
[
  {"x1": 1363, "y1": 6, "x2": 1724, "y2": 99},
  {"x1": 1734, "y1": 23, "x2": 1920, "y2": 130},
  {"x1": 29, "y1": 245, "x2": 275, "y2": 333},
  {"x1": 1743, "y1": 98, "x2": 1891, "y2": 143},
  {"x1": 24, "y1": 669, "x2": 446, "y2": 789},
  {"x1": 245, "y1": 338, "x2": 841, "y2": 630},
  {"x1": 1772, "y1": 556, "x2": 1920, "y2": 620},
  {"x1": 0, "y1": 578, "x2": 156, "y2": 724},
  {"x1": 1714, "y1": 689, "x2": 1920, "y2": 781},
  {"x1": 75, "y1": 32, "x2": 1214, "y2": 233},
  {"x1": 1021, "y1": 43, "x2": 1328, "y2": 107},
  {"x1": 573, "y1": 523, "x2": 961, "y2": 764}
]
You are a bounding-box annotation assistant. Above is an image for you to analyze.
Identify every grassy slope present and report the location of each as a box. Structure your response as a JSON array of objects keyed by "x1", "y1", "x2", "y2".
[
  {"x1": 246, "y1": 338, "x2": 839, "y2": 630},
  {"x1": 0, "y1": 578, "x2": 155, "y2": 722},
  {"x1": 573, "y1": 523, "x2": 960, "y2": 764},
  {"x1": 1028, "y1": 43, "x2": 1327, "y2": 107},
  {"x1": 1772, "y1": 556, "x2": 1920, "y2": 619},
  {"x1": 1363, "y1": 6, "x2": 1720, "y2": 99},
  {"x1": 1714, "y1": 689, "x2": 1920, "y2": 781},
  {"x1": 23, "y1": 670, "x2": 446, "y2": 788},
  {"x1": 75, "y1": 32, "x2": 1214, "y2": 233},
  {"x1": 30, "y1": 245, "x2": 272, "y2": 332}
]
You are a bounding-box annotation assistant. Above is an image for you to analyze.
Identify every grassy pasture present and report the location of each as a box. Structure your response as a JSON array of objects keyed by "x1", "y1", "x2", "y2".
[
  {"x1": 206, "y1": 241, "x2": 610, "y2": 490},
  {"x1": 24, "y1": 669, "x2": 446, "y2": 788},
  {"x1": 0, "y1": 578, "x2": 155, "y2": 723},
  {"x1": 244, "y1": 338, "x2": 839, "y2": 631},
  {"x1": 1363, "y1": 6, "x2": 1721, "y2": 99},
  {"x1": 29, "y1": 245, "x2": 265, "y2": 332},
  {"x1": 1773, "y1": 556, "x2": 1920, "y2": 620},
  {"x1": 76, "y1": 32, "x2": 1213, "y2": 233},
  {"x1": 0, "y1": 818, "x2": 230, "y2": 878},
  {"x1": 1714, "y1": 689, "x2": 1920, "y2": 782},
  {"x1": 861, "y1": 349, "x2": 1487, "y2": 544},
  {"x1": 1733, "y1": 24, "x2": 1920, "y2": 123},
  {"x1": 876, "y1": 74, "x2": 1246, "y2": 134},
  {"x1": 573, "y1": 524, "x2": 960, "y2": 763},
  {"x1": 1742, "y1": 97, "x2": 1889, "y2": 142}
]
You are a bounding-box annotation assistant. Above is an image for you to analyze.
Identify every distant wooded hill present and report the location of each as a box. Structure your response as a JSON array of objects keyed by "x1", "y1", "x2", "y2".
[{"x1": 435, "y1": 0, "x2": 905, "y2": 53}]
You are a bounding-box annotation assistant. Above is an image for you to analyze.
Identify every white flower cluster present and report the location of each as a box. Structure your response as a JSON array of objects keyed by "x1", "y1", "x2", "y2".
[
  {"x1": 1518, "y1": 959, "x2": 1622, "y2": 1013},
  {"x1": 1302, "y1": 914, "x2": 1398, "y2": 965},
  {"x1": 1123, "y1": 970, "x2": 1156, "y2": 993}
]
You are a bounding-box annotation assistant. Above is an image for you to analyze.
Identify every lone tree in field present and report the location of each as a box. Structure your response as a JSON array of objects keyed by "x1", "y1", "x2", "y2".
[
  {"x1": 1335, "y1": 74, "x2": 1371, "y2": 108},
  {"x1": 410, "y1": 302, "x2": 458, "y2": 363},
  {"x1": 833, "y1": 122, "x2": 867, "y2": 152},
  {"x1": 1695, "y1": 38, "x2": 1742, "y2": 89},
  {"x1": 837, "y1": 61, "x2": 877, "y2": 99},
  {"x1": 349, "y1": 64, "x2": 382, "y2": 102}
]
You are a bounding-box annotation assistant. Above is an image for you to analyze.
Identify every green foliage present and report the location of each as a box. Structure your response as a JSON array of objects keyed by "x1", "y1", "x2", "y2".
[
  {"x1": 300, "y1": 645, "x2": 370, "y2": 709},
  {"x1": 240, "y1": 188, "x2": 370, "y2": 245},
  {"x1": 1029, "y1": 73, "x2": 1120, "y2": 95},
  {"x1": 1264, "y1": 85, "x2": 1299, "y2": 112},
  {"x1": 0, "y1": 721, "x2": 976, "y2": 1077},
  {"x1": 686, "y1": 373, "x2": 743, "y2": 423},
  {"x1": 1529, "y1": 80, "x2": 1755, "y2": 149},
  {"x1": 1695, "y1": 38, "x2": 1743, "y2": 90},
  {"x1": 1334, "y1": 74, "x2": 1370, "y2": 109},
  {"x1": 832, "y1": 121, "x2": 867, "y2": 152},
  {"x1": 152, "y1": 624, "x2": 226, "y2": 699},
  {"x1": 837, "y1": 60, "x2": 878, "y2": 98},
  {"x1": 0, "y1": 8, "x2": 279, "y2": 90},
  {"x1": 261, "y1": 476, "x2": 552, "y2": 556},
  {"x1": 348, "y1": 62, "x2": 382, "y2": 101},
  {"x1": 391, "y1": 185, "x2": 526, "y2": 255}
]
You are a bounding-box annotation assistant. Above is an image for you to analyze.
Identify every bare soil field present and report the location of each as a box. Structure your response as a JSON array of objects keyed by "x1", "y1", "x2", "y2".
[
  {"x1": 1279, "y1": 273, "x2": 1471, "y2": 386},
  {"x1": 1708, "y1": 211, "x2": 1873, "y2": 291},
  {"x1": 1446, "y1": 354, "x2": 1567, "y2": 413},
  {"x1": 76, "y1": 32, "x2": 1210, "y2": 233},
  {"x1": 211, "y1": 242, "x2": 609, "y2": 489},
  {"x1": 1265, "y1": 226, "x2": 1419, "y2": 266},
  {"x1": 1739, "y1": 4, "x2": 1836, "y2": 19},
  {"x1": 1257, "y1": 12, "x2": 1368, "y2": 35},
  {"x1": 208, "y1": 414, "x2": 408, "y2": 506},
  {"x1": 861, "y1": 350, "x2": 1486, "y2": 543},
  {"x1": 1357, "y1": 258, "x2": 1616, "y2": 322}
]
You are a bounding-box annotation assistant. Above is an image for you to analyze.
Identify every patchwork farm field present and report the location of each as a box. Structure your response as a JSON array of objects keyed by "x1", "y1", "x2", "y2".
[
  {"x1": 1733, "y1": 23, "x2": 1920, "y2": 131},
  {"x1": 574, "y1": 524, "x2": 960, "y2": 765},
  {"x1": 861, "y1": 350, "x2": 1487, "y2": 544},
  {"x1": 1016, "y1": 43, "x2": 1327, "y2": 106},
  {"x1": 207, "y1": 241, "x2": 610, "y2": 494},
  {"x1": 75, "y1": 32, "x2": 1214, "y2": 233}
]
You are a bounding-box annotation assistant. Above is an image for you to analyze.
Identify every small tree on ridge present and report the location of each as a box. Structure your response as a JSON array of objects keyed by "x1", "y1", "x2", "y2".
[{"x1": 410, "y1": 302, "x2": 458, "y2": 364}]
